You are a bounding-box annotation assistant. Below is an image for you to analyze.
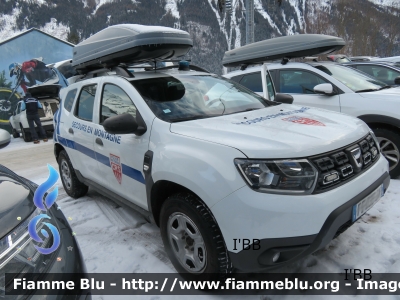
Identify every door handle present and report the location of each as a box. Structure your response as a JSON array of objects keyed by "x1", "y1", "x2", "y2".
[
  {"x1": 68, "y1": 128, "x2": 74, "y2": 134},
  {"x1": 95, "y1": 138, "x2": 103, "y2": 146}
]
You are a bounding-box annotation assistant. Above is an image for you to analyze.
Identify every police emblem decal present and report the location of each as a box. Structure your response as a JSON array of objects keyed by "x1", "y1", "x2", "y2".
[
  {"x1": 282, "y1": 116, "x2": 325, "y2": 126},
  {"x1": 110, "y1": 154, "x2": 122, "y2": 184}
]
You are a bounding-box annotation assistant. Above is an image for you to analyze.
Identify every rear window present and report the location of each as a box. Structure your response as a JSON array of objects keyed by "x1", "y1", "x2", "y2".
[
  {"x1": 74, "y1": 85, "x2": 97, "y2": 122},
  {"x1": 63, "y1": 89, "x2": 77, "y2": 112}
]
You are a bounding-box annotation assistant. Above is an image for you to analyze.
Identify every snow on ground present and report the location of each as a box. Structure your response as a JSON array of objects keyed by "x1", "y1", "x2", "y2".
[{"x1": 1, "y1": 138, "x2": 400, "y2": 299}]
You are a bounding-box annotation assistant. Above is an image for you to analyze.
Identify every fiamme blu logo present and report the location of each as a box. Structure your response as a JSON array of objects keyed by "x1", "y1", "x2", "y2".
[{"x1": 28, "y1": 164, "x2": 61, "y2": 255}]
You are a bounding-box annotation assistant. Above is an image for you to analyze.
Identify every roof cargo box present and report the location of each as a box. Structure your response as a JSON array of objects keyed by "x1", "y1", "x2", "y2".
[
  {"x1": 72, "y1": 24, "x2": 193, "y2": 72},
  {"x1": 223, "y1": 34, "x2": 345, "y2": 67}
]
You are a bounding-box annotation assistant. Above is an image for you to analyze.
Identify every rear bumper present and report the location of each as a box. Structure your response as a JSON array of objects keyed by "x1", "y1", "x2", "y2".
[{"x1": 228, "y1": 172, "x2": 390, "y2": 271}]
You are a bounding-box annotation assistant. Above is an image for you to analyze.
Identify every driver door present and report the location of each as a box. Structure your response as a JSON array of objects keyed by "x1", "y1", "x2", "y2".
[{"x1": 276, "y1": 69, "x2": 341, "y2": 112}]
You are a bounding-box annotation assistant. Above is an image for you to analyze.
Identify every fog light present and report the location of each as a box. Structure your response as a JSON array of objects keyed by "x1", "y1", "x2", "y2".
[{"x1": 272, "y1": 252, "x2": 280, "y2": 263}]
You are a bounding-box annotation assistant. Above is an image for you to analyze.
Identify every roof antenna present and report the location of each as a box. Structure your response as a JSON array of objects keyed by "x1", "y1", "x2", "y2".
[{"x1": 281, "y1": 57, "x2": 289, "y2": 65}]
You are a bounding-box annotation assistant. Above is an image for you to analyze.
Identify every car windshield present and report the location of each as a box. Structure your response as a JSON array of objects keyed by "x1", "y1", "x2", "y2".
[
  {"x1": 131, "y1": 74, "x2": 276, "y2": 122},
  {"x1": 315, "y1": 64, "x2": 387, "y2": 92}
]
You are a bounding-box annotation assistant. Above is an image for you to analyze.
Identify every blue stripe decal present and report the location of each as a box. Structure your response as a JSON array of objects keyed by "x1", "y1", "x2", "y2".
[
  {"x1": 122, "y1": 165, "x2": 146, "y2": 184},
  {"x1": 96, "y1": 152, "x2": 110, "y2": 166},
  {"x1": 57, "y1": 136, "x2": 145, "y2": 184},
  {"x1": 74, "y1": 143, "x2": 97, "y2": 160}
]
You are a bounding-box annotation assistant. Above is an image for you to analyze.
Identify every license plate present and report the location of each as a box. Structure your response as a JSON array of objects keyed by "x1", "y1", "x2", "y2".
[{"x1": 352, "y1": 184, "x2": 384, "y2": 222}]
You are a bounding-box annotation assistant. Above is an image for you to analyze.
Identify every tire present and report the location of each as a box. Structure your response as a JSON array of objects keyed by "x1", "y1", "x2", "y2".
[
  {"x1": 372, "y1": 128, "x2": 400, "y2": 178},
  {"x1": 12, "y1": 128, "x2": 19, "y2": 138},
  {"x1": 160, "y1": 193, "x2": 232, "y2": 281},
  {"x1": 20, "y1": 124, "x2": 31, "y2": 142},
  {"x1": 58, "y1": 150, "x2": 89, "y2": 198}
]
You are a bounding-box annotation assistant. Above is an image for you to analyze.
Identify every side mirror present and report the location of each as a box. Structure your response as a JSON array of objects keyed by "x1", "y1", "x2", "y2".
[
  {"x1": 274, "y1": 93, "x2": 294, "y2": 104},
  {"x1": 103, "y1": 113, "x2": 138, "y2": 135},
  {"x1": 314, "y1": 83, "x2": 335, "y2": 95},
  {"x1": 103, "y1": 113, "x2": 147, "y2": 135},
  {"x1": 394, "y1": 76, "x2": 400, "y2": 85}
]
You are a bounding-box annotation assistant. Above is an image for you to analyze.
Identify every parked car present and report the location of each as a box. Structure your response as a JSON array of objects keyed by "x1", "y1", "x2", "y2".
[
  {"x1": 349, "y1": 56, "x2": 380, "y2": 62},
  {"x1": 0, "y1": 164, "x2": 90, "y2": 299},
  {"x1": 225, "y1": 56, "x2": 400, "y2": 177},
  {"x1": 54, "y1": 26, "x2": 390, "y2": 278},
  {"x1": 344, "y1": 61, "x2": 400, "y2": 86},
  {"x1": 9, "y1": 85, "x2": 61, "y2": 142},
  {"x1": 327, "y1": 54, "x2": 351, "y2": 63},
  {"x1": 0, "y1": 129, "x2": 10, "y2": 149},
  {"x1": 373, "y1": 55, "x2": 400, "y2": 66}
]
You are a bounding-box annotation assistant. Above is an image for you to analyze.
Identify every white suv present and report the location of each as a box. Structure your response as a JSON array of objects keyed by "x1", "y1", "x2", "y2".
[
  {"x1": 225, "y1": 61, "x2": 400, "y2": 177},
  {"x1": 9, "y1": 85, "x2": 60, "y2": 142},
  {"x1": 54, "y1": 64, "x2": 390, "y2": 278}
]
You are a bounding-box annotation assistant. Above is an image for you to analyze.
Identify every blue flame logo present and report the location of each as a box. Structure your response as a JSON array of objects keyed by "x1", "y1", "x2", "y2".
[{"x1": 28, "y1": 164, "x2": 61, "y2": 255}]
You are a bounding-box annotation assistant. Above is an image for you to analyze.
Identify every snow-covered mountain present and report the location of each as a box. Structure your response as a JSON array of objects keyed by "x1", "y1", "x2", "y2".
[{"x1": 0, "y1": 0, "x2": 399, "y2": 74}]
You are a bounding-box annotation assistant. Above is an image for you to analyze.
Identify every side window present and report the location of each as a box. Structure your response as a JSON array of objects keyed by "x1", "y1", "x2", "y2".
[
  {"x1": 75, "y1": 84, "x2": 97, "y2": 122},
  {"x1": 357, "y1": 65, "x2": 400, "y2": 85},
  {"x1": 239, "y1": 72, "x2": 263, "y2": 92},
  {"x1": 279, "y1": 70, "x2": 329, "y2": 94},
  {"x1": 100, "y1": 84, "x2": 137, "y2": 124},
  {"x1": 63, "y1": 89, "x2": 77, "y2": 112},
  {"x1": 353, "y1": 65, "x2": 375, "y2": 77}
]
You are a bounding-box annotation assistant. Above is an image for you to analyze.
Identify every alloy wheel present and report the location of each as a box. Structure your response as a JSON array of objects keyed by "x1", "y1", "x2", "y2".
[
  {"x1": 167, "y1": 212, "x2": 207, "y2": 273},
  {"x1": 61, "y1": 159, "x2": 72, "y2": 190},
  {"x1": 377, "y1": 137, "x2": 400, "y2": 171}
]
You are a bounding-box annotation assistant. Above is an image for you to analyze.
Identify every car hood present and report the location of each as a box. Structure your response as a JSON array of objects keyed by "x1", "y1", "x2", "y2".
[
  {"x1": 359, "y1": 86, "x2": 400, "y2": 98},
  {"x1": 170, "y1": 104, "x2": 370, "y2": 158},
  {"x1": 0, "y1": 173, "x2": 36, "y2": 238}
]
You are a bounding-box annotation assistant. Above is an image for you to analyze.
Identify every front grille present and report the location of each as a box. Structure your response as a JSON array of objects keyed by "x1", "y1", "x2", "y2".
[
  {"x1": 50, "y1": 103, "x2": 58, "y2": 115},
  {"x1": 311, "y1": 134, "x2": 380, "y2": 194},
  {"x1": 37, "y1": 108, "x2": 45, "y2": 118}
]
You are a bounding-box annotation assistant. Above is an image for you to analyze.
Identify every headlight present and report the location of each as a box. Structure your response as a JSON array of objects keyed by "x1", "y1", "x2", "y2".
[
  {"x1": 235, "y1": 158, "x2": 318, "y2": 195},
  {"x1": 369, "y1": 129, "x2": 380, "y2": 152}
]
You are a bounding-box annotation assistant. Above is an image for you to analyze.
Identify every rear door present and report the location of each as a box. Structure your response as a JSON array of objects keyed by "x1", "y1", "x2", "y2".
[
  {"x1": 58, "y1": 81, "x2": 99, "y2": 180},
  {"x1": 274, "y1": 69, "x2": 341, "y2": 112}
]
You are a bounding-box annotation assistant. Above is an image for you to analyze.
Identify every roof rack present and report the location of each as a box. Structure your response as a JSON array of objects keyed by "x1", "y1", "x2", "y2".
[
  {"x1": 223, "y1": 34, "x2": 345, "y2": 68},
  {"x1": 72, "y1": 24, "x2": 193, "y2": 74},
  {"x1": 138, "y1": 60, "x2": 210, "y2": 73}
]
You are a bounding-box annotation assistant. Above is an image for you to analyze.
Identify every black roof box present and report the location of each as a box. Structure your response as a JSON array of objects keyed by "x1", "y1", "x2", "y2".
[
  {"x1": 222, "y1": 34, "x2": 345, "y2": 67},
  {"x1": 72, "y1": 24, "x2": 193, "y2": 72}
]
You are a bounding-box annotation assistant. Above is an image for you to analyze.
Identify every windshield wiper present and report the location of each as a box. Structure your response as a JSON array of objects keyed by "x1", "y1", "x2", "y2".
[
  {"x1": 169, "y1": 115, "x2": 219, "y2": 122},
  {"x1": 378, "y1": 85, "x2": 392, "y2": 90},
  {"x1": 229, "y1": 108, "x2": 261, "y2": 114},
  {"x1": 355, "y1": 89, "x2": 379, "y2": 93}
]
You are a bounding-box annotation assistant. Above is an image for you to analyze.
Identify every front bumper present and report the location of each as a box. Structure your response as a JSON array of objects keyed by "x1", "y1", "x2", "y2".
[
  {"x1": 211, "y1": 155, "x2": 390, "y2": 272},
  {"x1": 230, "y1": 172, "x2": 389, "y2": 271}
]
